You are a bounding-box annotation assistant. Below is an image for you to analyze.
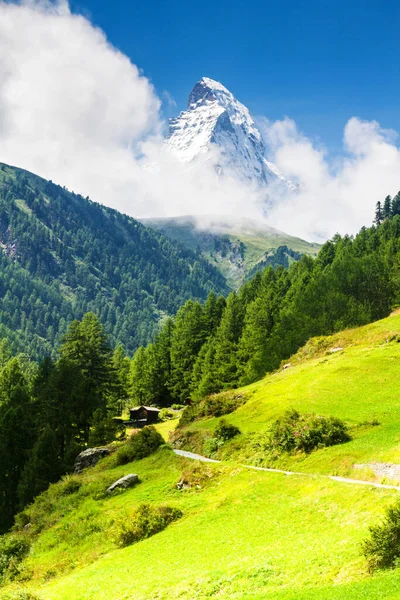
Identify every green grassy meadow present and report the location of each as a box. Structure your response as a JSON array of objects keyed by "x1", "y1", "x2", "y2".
[
  {"x1": 4, "y1": 313, "x2": 400, "y2": 599},
  {"x1": 186, "y1": 312, "x2": 400, "y2": 479}
]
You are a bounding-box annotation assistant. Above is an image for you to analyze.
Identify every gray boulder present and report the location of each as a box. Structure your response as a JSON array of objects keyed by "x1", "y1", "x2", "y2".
[
  {"x1": 107, "y1": 474, "x2": 139, "y2": 494},
  {"x1": 74, "y1": 447, "x2": 111, "y2": 473}
]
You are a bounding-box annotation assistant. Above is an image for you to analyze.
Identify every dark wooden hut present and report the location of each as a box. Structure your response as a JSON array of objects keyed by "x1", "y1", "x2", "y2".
[{"x1": 129, "y1": 406, "x2": 160, "y2": 427}]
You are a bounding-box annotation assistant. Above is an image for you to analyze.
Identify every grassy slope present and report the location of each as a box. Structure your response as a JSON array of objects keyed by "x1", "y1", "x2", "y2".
[
  {"x1": 6, "y1": 314, "x2": 400, "y2": 599},
  {"x1": 11, "y1": 451, "x2": 399, "y2": 600},
  {"x1": 143, "y1": 216, "x2": 320, "y2": 288},
  {"x1": 189, "y1": 312, "x2": 400, "y2": 478}
]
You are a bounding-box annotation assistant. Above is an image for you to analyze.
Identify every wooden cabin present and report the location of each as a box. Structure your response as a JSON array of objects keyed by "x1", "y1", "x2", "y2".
[{"x1": 129, "y1": 405, "x2": 160, "y2": 427}]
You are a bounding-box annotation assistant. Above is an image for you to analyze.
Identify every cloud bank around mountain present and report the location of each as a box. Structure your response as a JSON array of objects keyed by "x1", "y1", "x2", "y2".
[
  {"x1": 262, "y1": 117, "x2": 400, "y2": 240},
  {"x1": 0, "y1": 0, "x2": 399, "y2": 241}
]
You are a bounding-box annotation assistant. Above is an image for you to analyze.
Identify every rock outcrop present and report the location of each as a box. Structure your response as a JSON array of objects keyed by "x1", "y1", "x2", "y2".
[
  {"x1": 74, "y1": 447, "x2": 111, "y2": 473},
  {"x1": 106, "y1": 474, "x2": 139, "y2": 494}
]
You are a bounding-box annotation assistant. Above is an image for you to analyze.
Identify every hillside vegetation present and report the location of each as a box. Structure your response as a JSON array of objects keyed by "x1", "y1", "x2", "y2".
[
  {"x1": 131, "y1": 214, "x2": 400, "y2": 405},
  {"x1": 142, "y1": 215, "x2": 320, "y2": 287},
  {"x1": 174, "y1": 312, "x2": 400, "y2": 478},
  {"x1": 0, "y1": 163, "x2": 228, "y2": 358},
  {"x1": 3, "y1": 314, "x2": 400, "y2": 599}
]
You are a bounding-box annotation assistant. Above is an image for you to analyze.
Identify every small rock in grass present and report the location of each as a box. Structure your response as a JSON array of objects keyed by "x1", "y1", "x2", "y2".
[{"x1": 107, "y1": 474, "x2": 139, "y2": 494}]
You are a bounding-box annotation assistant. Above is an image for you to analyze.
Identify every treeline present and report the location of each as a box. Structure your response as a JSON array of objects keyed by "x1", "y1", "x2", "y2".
[
  {"x1": 0, "y1": 163, "x2": 228, "y2": 359},
  {"x1": 0, "y1": 313, "x2": 130, "y2": 533},
  {"x1": 375, "y1": 192, "x2": 400, "y2": 224},
  {"x1": 130, "y1": 215, "x2": 400, "y2": 404}
]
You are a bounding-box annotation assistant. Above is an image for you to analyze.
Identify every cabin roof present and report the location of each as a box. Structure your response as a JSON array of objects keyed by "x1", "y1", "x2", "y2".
[{"x1": 130, "y1": 405, "x2": 160, "y2": 413}]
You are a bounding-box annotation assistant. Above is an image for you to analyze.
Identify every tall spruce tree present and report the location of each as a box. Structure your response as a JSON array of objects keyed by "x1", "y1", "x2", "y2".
[
  {"x1": 375, "y1": 201, "x2": 384, "y2": 225},
  {"x1": 0, "y1": 358, "x2": 32, "y2": 532},
  {"x1": 59, "y1": 313, "x2": 116, "y2": 440},
  {"x1": 383, "y1": 195, "x2": 392, "y2": 219}
]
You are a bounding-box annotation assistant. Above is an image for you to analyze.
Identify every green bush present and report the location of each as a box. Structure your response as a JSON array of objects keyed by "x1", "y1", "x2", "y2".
[
  {"x1": 363, "y1": 499, "x2": 400, "y2": 570},
  {"x1": 203, "y1": 437, "x2": 224, "y2": 457},
  {"x1": 113, "y1": 426, "x2": 164, "y2": 466},
  {"x1": 0, "y1": 535, "x2": 31, "y2": 583},
  {"x1": 258, "y1": 410, "x2": 350, "y2": 456},
  {"x1": 214, "y1": 419, "x2": 241, "y2": 441},
  {"x1": 159, "y1": 408, "x2": 175, "y2": 421},
  {"x1": 88, "y1": 409, "x2": 126, "y2": 446},
  {"x1": 116, "y1": 503, "x2": 182, "y2": 547},
  {"x1": 171, "y1": 404, "x2": 184, "y2": 410},
  {"x1": 179, "y1": 393, "x2": 247, "y2": 427},
  {"x1": 59, "y1": 477, "x2": 81, "y2": 496}
]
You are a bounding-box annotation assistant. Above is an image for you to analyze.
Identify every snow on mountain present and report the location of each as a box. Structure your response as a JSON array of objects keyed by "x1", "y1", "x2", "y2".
[{"x1": 166, "y1": 77, "x2": 296, "y2": 191}]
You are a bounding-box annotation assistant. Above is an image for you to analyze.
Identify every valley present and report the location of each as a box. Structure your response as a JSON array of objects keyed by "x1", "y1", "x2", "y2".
[
  {"x1": 143, "y1": 215, "x2": 320, "y2": 287},
  {"x1": 3, "y1": 313, "x2": 400, "y2": 599}
]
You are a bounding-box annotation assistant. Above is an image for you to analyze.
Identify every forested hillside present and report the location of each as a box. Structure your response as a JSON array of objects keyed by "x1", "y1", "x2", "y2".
[
  {"x1": 0, "y1": 163, "x2": 228, "y2": 358},
  {"x1": 131, "y1": 208, "x2": 400, "y2": 404}
]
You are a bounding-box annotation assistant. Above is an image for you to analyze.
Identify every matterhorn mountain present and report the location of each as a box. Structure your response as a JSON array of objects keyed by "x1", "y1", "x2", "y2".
[{"x1": 166, "y1": 77, "x2": 296, "y2": 191}]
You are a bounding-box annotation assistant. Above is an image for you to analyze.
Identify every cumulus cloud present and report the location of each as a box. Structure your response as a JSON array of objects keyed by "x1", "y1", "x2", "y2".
[
  {"x1": 0, "y1": 0, "x2": 263, "y2": 221},
  {"x1": 262, "y1": 117, "x2": 400, "y2": 240},
  {"x1": 0, "y1": 0, "x2": 399, "y2": 242}
]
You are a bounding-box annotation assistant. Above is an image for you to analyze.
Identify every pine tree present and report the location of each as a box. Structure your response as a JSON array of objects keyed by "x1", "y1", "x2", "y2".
[
  {"x1": 383, "y1": 195, "x2": 392, "y2": 220},
  {"x1": 17, "y1": 426, "x2": 61, "y2": 508},
  {"x1": 0, "y1": 358, "x2": 32, "y2": 532},
  {"x1": 375, "y1": 201, "x2": 384, "y2": 226},
  {"x1": 392, "y1": 193, "x2": 400, "y2": 217},
  {"x1": 59, "y1": 313, "x2": 115, "y2": 440},
  {"x1": 168, "y1": 301, "x2": 208, "y2": 402}
]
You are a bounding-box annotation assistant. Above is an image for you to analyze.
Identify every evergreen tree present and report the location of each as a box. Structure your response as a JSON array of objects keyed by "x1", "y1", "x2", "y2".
[
  {"x1": 168, "y1": 301, "x2": 207, "y2": 402},
  {"x1": 0, "y1": 358, "x2": 32, "y2": 532},
  {"x1": 375, "y1": 201, "x2": 384, "y2": 226},
  {"x1": 383, "y1": 195, "x2": 392, "y2": 219},
  {"x1": 59, "y1": 313, "x2": 115, "y2": 440},
  {"x1": 17, "y1": 426, "x2": 61, "y2": 508},
  {"x1": 392, "y1": 193, "x2": 400, "y2": 217}
]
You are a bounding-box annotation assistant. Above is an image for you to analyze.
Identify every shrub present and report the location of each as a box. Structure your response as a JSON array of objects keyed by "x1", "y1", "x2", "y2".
[
  {"x1": 59, "y1": 477, "x2": 81, "y2": 496},
  {"x1": 214, "y1": 419, "x2": 241, "y2": 441},
  {"x1": 113, "y1": 426, "x2": 164, "y2": 466},
  {"x1": 116, "y1": 503, "x2": 182, "y2": 547},
  {"x1": 159, "y1": 408, "x2": 175, "y2": 421},
  {"x1": 260, "y1": 410, "x2": 350, "y2": 456},
  {"x1": 171, "y1": 404, "x2": 184, "y2": 410},
  {"x1": 203, "y1": 437, "x2": 224, "y2": 457},
  {"x1": 170, "y1": 429, "x2": 209, "y2": 455},
  {"x1": 88, "y1": 409, "x2": 126, "y2": 446},
  {"x1": 363, "y1": 499, "x2": 400, "y2": 570},
  {"x1": 0, "y1": 535, "x2": 31, "y2": 583},
  {"x1": 179, "y1": 393, "x2": 247, "y2": 427},
  {"x1": 177, "y1": 462, "x2": 219, "y2": 490}
]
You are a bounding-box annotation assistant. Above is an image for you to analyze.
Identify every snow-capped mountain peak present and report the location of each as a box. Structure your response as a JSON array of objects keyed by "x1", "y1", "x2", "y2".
[{"x1": 166, "y1": 77, "x2": 295, "y2": 190}]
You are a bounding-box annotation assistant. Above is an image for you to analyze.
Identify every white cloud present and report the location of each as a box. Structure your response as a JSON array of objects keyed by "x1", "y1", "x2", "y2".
[
  {"x1": 0, "y1": 0, "x2": 399, "y2": 243},
  {"x1": 262, "y1": 117, "x2": 400, "y2": 241},
  {"x1": 0, "y1": 0, "x2": 263, "y2": 223}
]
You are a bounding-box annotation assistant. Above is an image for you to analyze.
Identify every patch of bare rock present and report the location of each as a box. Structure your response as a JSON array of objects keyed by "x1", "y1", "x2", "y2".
[{"x1": 354, "y1": 462, "x2": 400, "y2": 481}]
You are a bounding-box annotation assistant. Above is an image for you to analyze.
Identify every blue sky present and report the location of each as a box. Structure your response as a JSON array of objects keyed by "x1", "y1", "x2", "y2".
[{"x1": 70, "y1": 0, "x2": 400, "y2": 151}]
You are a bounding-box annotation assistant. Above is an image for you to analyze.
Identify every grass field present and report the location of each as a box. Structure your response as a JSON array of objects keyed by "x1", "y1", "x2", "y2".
[
  {"x1": 184, "y1": 312, "x2": 400, "y2": 480},
  {"x1": 9, "y1": 451, "x2": 400, "y2": 600},
  {"x1": 4, "y1": 313, "x2": 400, "y2": 599}
]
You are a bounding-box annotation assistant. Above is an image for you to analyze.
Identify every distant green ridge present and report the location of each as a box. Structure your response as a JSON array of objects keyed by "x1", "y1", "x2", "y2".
[{"x1": 142, "y1": 214, "x2": 321, "y2": 287}]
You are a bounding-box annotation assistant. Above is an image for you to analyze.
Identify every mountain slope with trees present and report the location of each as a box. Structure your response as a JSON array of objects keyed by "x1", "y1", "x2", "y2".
[
  {"x1": 131, "y1": 206, "x2": 400, "y2": 405},
  {"x1": 143, "y1": 215, "x2": 320, "y2": 287},
  {"x1": 4, "y1": 313, "x2": 400, "y2": 600},
  {"x1": 0, "y1": 163, "x2": 228, "y2": 358}
]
